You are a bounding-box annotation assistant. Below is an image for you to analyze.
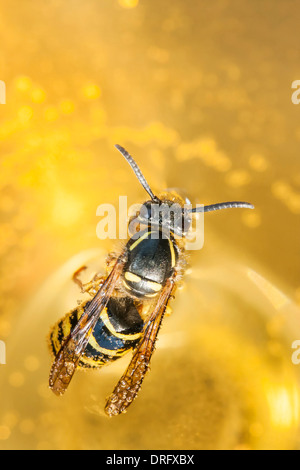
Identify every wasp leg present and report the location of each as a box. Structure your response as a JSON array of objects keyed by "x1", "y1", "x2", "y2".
[
  {"x1": 106, "y1": 251, "x2": 119, "y2": 268},
  {"x1": 72, "y1": 266, "x2": 88, "y2": 291},
  {"x1": 82, "y1": 276, "x2": 105, "y2": 297},
  {"x1": 73, "y1": 267, "x2": 105, "y2": 297}
]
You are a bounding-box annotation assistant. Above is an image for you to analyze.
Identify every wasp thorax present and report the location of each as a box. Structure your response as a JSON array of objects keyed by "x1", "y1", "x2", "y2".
[{"x1": 137, "y1": 200, "x2": 192, "y2": 237}]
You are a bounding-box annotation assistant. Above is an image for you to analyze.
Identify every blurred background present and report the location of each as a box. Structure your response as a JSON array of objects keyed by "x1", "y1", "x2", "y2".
[{"x1": 0, "y1": 0, "x2": 300, "y2": 450}]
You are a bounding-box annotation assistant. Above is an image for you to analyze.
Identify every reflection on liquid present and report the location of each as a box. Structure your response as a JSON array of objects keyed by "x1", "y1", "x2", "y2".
[
  {"x1": 0, "y1": 0, "x2": 300, "y2": 451},
  {"x1": 247, "y1": 269, "x2": 289, "y2": 311}
]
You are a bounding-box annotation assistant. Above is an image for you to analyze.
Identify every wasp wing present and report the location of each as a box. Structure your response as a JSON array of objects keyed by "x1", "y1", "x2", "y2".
[
  {"x1": 105, "y1": 276, "x2": 176, "y2": 416},
  {"x1": 49, "y1": 254, "x2": 127, "y2": 396}
]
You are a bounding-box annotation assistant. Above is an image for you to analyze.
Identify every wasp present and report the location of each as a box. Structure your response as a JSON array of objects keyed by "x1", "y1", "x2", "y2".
[{"x1": 48, "y1": 145, "x2": 254, "y2": 416}]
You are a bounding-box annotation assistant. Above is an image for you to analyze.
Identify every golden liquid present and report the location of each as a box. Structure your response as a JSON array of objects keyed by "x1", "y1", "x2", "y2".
[{"x1": 0, "y1": 0, "x2": 300, "y2": 450}]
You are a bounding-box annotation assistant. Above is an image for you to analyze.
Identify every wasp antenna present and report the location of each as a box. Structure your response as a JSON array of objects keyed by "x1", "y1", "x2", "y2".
[
  {"x1": 115, "y1": 145, "x2": 159, "y2": 202},
  {"x1": 189, "y1": 201, "x2": 254, "y2": 213}
]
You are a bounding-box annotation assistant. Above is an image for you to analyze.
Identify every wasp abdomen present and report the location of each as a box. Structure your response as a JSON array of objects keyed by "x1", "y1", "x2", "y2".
[{"x1": 49, "y1": 297, "x2": 144, "y2": 370}]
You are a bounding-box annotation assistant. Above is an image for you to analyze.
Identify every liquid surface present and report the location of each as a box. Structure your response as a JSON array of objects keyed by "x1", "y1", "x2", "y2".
[{"x1": 0, "y1": 0, "x2": 300, "y2": 450}]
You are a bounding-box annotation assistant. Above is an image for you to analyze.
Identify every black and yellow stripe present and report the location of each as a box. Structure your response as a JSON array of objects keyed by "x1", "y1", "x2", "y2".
[{"x1": 49, "y1": 297, "x2": 144, "y2": 370}]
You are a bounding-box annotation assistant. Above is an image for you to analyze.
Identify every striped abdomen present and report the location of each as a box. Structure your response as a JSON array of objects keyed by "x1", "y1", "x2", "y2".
[{"x1": 49, "y1": 297, "x2": 144, "y2": 369}]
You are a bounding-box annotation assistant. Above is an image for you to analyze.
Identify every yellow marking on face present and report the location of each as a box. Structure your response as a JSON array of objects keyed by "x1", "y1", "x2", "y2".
[
  {"x1": 124, "y1": 271, "x2": 142, "y2": 283},
  {"x1": 168, "y1": 239, "x2": 176, "y2": 268},
  {"x1": 129, "y1": 231, "x2": 152, "y2": 251},
  {"x1": 100, "y1": 309, "x2": 142, "y2": 341}
]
